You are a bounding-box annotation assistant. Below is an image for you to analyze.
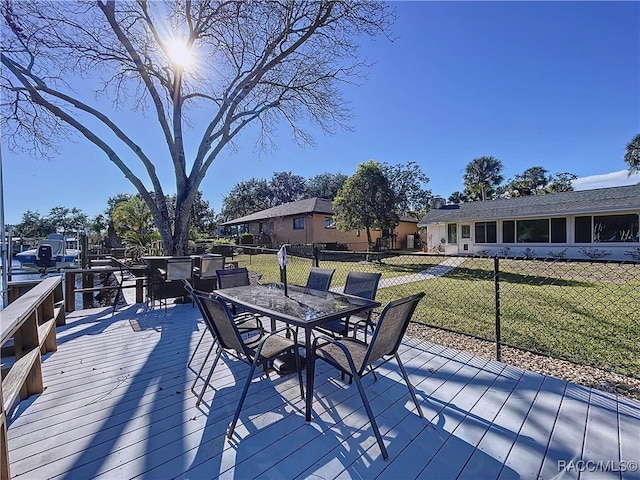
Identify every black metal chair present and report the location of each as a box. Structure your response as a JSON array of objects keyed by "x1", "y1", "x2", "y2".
[
  {"x1": 192, "y1": 254, "x2": 224, "y2": 294},
  {"x1": 216, "y1": 267, "x2": 250, "y2": 289},
  {"x1": 315, "y1": 271, "x2": 382, "y2": 338},
  {"x1": 185, "y1": 282, "x2": 263, "y2": 390},
  {"x1": 155, "y1": 256, "x2": 193, "y2": 312},
  {"x1": 309, "y1": 292, "x2": 426, "y2": 460},
  {"x1": 304, "y1": 267, "x2": 335, "y2": 291},
  {"x1": 192, "y1": 292, "x2": 304, "y2": 439}
]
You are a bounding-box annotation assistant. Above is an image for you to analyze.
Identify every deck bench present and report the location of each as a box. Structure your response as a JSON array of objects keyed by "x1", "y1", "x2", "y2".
[{"x1": 1, "y1": 276, "x2": 64, "y2": 480}]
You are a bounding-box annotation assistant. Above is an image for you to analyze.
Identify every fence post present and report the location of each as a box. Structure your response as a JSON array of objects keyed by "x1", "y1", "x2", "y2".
[
  {"x1": 494, "y1": 256, "x2": 501, "y2": 362},
  {"x1": 313, "y1": 243, "x2": 320, "y2": 267}
]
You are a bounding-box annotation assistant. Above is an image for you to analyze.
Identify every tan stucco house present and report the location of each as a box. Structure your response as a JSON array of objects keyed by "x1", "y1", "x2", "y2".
[{"x1": 221, "y1": 197, "x2": 420, "y2": 250}]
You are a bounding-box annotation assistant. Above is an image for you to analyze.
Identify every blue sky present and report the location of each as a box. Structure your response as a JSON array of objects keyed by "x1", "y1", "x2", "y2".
[{"x1": 2, "y1": 1, "x2": 639, "y2": 226}]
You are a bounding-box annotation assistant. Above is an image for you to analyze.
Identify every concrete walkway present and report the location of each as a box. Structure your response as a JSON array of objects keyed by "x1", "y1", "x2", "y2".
[{"x1": 377, "y1": 257, "x2": 466, "y2": 289}]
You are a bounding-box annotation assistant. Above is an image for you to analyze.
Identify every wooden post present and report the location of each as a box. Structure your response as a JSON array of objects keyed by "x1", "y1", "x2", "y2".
[
  {"x1": 82, "y1": 271, "x2": 93, "y2": 309},
  {"x1": 1, "y1": 380, "x2": 10, "y2": 480},
  {"x1": 64, "y1": 272, "x2": 76, "y2": 312}
]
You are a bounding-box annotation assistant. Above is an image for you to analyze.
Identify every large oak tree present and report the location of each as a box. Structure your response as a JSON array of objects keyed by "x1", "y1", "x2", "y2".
[{"x1": 1, "y1": 0, "x2": 394, "y2": 254}]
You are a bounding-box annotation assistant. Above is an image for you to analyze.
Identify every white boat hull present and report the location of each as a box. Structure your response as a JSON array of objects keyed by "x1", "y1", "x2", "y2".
[{"x1": 15, "y1": 234, "x2": 80, "y2": 271}]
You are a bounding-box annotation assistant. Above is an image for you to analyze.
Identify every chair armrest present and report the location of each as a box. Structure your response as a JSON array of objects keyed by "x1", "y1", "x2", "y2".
[
  {"x1": 350, "y1": 318, "x2": 377, "y2": 339},
  {"x1": 235, "y1": 314, "x2": 264, "y2": 331}
]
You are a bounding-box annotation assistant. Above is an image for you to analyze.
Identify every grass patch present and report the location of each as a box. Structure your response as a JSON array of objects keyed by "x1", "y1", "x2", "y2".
[{"x1": 234, "y1": 253, "x2": 640, "y2": 378}]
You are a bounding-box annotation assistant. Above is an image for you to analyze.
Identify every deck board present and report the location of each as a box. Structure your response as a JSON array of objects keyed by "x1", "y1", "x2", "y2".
[{"x1": 4, "y1": 303, "x2": 640, "y2": 480}]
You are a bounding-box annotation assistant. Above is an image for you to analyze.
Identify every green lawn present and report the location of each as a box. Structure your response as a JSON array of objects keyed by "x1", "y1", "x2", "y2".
[{"x1": 235, "y1": 253, "x2": 640, "y2": 378}]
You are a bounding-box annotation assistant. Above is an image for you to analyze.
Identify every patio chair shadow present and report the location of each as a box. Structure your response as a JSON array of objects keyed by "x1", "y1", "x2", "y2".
[{"x1": 173, "y1": 363, "x2": 304, "y2": 479}]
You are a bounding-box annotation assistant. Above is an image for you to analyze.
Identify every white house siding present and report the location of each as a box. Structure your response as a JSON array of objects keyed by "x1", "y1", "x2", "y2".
[{"x1": 425, "y1": 213, "x2": 640, "y2": 261}]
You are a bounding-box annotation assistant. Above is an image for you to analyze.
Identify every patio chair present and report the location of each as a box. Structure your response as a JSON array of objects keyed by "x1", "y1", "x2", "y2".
[
  {"x1": 304, "y1": 267, "x2": 335, "y2": 291},
  {"x1": 185, "y1": 281, "x2": 263, "y2": 386},
  {"x1": 315, "y1": 271, "x2": 382, "y2": 338},
  {"x1": 192, "y1": 254, "x2": 225, "y2": 293},
  {"x1": 309, "y1": 292, "x2": 426, "y2": 460},
  {"x1": 156, "y1": 256, "x2": 194, "y2": 312},
  {"x1": 216, "y1": 266, "x2": 252, "y2": 313},
  {"x1": 192, "y1": 292, "x2": 304, "y2": 439},
  {"x1": 216, "y1": 266, "x2": 250, "y2": 289},
  {"x1": 184, "y1": 279, "x2": 263, "y2": 369}
]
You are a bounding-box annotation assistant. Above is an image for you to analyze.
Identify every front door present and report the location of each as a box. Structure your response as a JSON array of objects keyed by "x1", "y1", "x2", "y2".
[{"x1": 459, "y1": 224, "x2": 472, "y2": 253}]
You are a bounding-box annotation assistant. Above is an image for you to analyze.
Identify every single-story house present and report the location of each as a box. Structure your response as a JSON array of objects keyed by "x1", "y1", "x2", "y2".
[
  {"x1": 417, "y1": 184, "x2": 640, "y2": 261},
  {"x1": 221, "y1": 197, "x2": 420, "y2": 250}
]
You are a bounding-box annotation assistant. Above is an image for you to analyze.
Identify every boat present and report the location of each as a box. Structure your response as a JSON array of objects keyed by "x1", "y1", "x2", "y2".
[{"x1": 15, "y1": 233, "x2": 80, "y2": 271}]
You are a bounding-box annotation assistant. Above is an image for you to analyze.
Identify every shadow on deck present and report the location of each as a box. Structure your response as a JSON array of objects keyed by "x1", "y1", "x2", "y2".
[{"x1": 5, "y1": 303, "x2": 640, "y2": 479}]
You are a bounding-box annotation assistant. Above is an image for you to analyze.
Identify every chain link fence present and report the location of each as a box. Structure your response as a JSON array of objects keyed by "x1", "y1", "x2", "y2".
[{"x1": 237, "y1": 245, "x2": 640, "y2": 379}]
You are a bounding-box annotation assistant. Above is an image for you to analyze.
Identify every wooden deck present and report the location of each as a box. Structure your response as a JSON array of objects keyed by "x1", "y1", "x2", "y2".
[{"x1": 5, "y1": 303, "x2": 640, "y2": 479}]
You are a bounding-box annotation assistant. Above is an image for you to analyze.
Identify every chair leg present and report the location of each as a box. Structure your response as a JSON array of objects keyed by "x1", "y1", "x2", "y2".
[
  {"x1": 112, "y1": 284, "x2": 123, "y2": 316},
  {"x1": 190, "y1": 341, "x2": 218, "y2": 393},
  {"x1": 195, "y1": 348, "x2": 222, "y2": 407},
  {"x1": 395, "y1": 353, "x2": 424, "y2": 418},
  {"x1": 188, "y1": 329, "x2": 208, "y2": 367},
  {"x1": 227, "y1": 358, "x2": 260, "y2": 439},
  {"x1": 308, "y1": 345, "x2": 317, "y2": 419},
  {"x1": 294, "y1": 345, "x2": 304, "y2": 400},
  {"x1": 352, "y1": 372, "x2": 389, "y2": 461}
]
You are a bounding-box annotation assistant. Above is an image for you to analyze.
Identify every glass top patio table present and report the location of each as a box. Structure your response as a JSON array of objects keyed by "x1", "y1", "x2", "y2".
[
  {"x1": 213, "y1": 282, "x2": 379, "y2": 328},
  {"x1": 213, "y1": 282, "x2": 380, "y2": 422}
]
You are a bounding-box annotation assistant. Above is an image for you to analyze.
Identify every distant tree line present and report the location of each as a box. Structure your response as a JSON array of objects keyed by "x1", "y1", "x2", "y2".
[
  {"x1": 446, "y1": 133, "x2": 639, "y2": 204},
  {"x1": 446, "y1": 158, "x2": 578, "y2": 203},
  {"x1": 12, "y1": 133, "x2": 637, "y2": 250},
  {"x1": 12, "y1": 192, "x2": 217, "y2": 253}
]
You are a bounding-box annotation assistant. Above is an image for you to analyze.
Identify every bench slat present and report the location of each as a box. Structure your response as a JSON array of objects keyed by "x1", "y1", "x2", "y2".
[
  {"x1": 2, "y1": 349, "x2": 42, "y2": 413},
  {"x1": 38, "y1": 319, "x2": 57, "y2": 354}
]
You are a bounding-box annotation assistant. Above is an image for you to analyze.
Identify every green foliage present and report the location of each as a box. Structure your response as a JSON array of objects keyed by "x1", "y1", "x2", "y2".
[
  {"x1": 624, "y1": 133, "x2": 640, "y2": 174},
  {"x1": 504, "y1": 167, "x2": 577, "y2": 197},
  {"x1": 221, "y1": 178, "x2": 271, "y2": 221},
  {"x1": 545, "y1": 172, "x2": 577, "y2": 193},
  {"x1": 13, "y1": 206, "x2": 88, "y2": 237},
  {"x1": 112, "y1": 197, "x2": 159, "y2": 247},
  {"x1": 333, "y1": 160, "x2": 399, "y2": 246},
  {"x1": 463, "y1": 156, "x2": 504, "y2": 201},
  {"x1": 13, "y1": 211, "x2": 54, "y2": 238},
  {"x1": 381, "y1": 161, "x2": 431, "y2": 218},
  {"x1": 269, "y1": 171, "x2": 306, "y2": 206},
  {"x1": 305, "y1": 172, "x2": 348, "y2": 200},
  {"x1": 448, "y1": 191, "x2": 468, "y2": 204},
  {"x1": 505, "y1": 166, "x2": 549, "y2": 196}
]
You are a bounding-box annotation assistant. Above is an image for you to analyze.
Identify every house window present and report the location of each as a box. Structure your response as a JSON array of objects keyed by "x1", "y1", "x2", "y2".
[
  {"x1": 550, "y1": 218, "x2": 567, "y2": 243},
  {"x1": 293, "y1": 217, "x2": 305, "y2": 230},
  {"x1": 575, "y1": 216, "x2": 592, "y2": 243},
  {"x1": 517, "y1": 219, "x2": 549, "y2": 243},
  {"x1": 447, "y1": 223, "x2": 457, "y2": 244},
  {"x1": 475, "y1": 221, "x2": 497, "y2": 243},
  {"x1": 575, "y1": 215, "x2": 639, "y2": 243},
  {"x1": 461, "y1": 225, "x2": 471, "y2": 239},
  {"x1": 324, "y1": 216, "x2": 336, "y2": 229},
  {"x1": 593, "y1": 214, "x2": 639, "y2": 242},
  {"x1": 503, "y1": 221, "x2": 515, "y2": 243}
]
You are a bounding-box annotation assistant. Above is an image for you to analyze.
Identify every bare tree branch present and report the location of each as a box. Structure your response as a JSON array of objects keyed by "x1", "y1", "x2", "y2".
[{"x1": 1, "y1": 0, "x2": 395, "y2": 254}]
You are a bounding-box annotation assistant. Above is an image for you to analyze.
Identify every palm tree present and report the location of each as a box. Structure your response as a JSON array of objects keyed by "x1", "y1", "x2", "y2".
[
  {"x1": 624, "y1": 134, "x2": 640, "y2": 175},
  {"x1": 463, "y1": 156, "x2": 504, "y2": 201},
  {"x1": 448, "y1": 191, "x2": 467, "y2": 204}
]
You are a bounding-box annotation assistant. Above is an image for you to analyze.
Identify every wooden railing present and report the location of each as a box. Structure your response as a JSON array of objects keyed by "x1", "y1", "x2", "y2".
[
  {"x1": 63, "y1": 261, "x2": 146, "y2": 312},
  {"x1": 1, "y1": 276, "x2": 65, "y2": 480}
]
